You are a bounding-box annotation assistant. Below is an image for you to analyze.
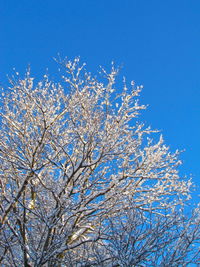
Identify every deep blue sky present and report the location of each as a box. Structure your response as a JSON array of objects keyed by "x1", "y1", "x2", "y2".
[{"x1": 0, "y1": 0, "x2": 200, "y2": 200}]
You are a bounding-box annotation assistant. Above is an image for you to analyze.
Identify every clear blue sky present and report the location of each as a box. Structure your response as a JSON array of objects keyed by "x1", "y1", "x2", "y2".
[{"x1": 0, "y1": 0, "x2": 200, "y2": 201}]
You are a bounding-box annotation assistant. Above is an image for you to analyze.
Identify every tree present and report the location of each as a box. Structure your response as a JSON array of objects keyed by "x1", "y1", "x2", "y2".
[{"x1": 0, "y1": 58, "x2": 199, "y2": 266}]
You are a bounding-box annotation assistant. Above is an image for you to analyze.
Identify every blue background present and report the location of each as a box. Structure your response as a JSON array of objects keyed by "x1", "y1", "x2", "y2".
[{"x1": 0, "y1": 0, "x2": 200, "y2": 202}]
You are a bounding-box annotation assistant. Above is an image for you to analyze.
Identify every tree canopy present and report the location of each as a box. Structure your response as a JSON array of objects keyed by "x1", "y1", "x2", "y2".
[{"x1": 0, "y1": 58, "x2": 199, "y2": 266}]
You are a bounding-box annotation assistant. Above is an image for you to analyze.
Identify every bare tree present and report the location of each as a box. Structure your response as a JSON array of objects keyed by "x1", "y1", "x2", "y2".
[{"x1": 0, "y1": 58, "x2": 199, "y2": 266}]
